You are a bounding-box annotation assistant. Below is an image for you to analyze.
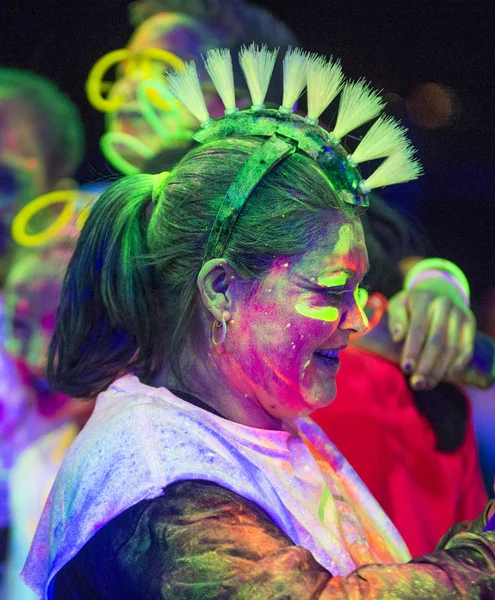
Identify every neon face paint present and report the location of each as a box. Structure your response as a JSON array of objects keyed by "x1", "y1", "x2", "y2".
[
  {"x1": 317, "y1": 272, "x2": 350, "y2": 288},
  {"x1": 216, "y1": 216, "x2": 369, "y2": 424},
  {"x1": 332, "y1": 223, "x2": 354, "y2": 256},
  {"x1": 295, "y1": 303, "x2": 339, "y2": 322},
  {"x1": 354, "y1": 288, "x2": 369, "y2": 328}
]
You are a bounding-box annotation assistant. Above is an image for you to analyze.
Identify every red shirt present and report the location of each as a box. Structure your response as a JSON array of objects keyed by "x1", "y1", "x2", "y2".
[{"x1": 311, "y1": 345, "x2": 487, "y2": 557}]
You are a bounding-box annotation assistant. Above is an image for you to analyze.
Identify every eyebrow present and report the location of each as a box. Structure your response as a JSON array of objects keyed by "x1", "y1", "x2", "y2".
[
  {"x1": 318, "y1": 265, "x2": 371, "y2": 281},
  {"x1": 294, "y1": 265, "x2": 370, "y2": 289}
]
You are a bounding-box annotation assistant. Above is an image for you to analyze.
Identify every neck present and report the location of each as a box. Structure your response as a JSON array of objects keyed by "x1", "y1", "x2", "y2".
[{"x1": 153, "y1": 340, "x2": 282, "y2": 431}]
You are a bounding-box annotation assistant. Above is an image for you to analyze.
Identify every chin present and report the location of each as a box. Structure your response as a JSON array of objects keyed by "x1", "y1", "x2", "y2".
[
  {"x1": 276, "y1": 386, "x2": 336, "y2": 421},
  {"x1": 306, "y1": 381, "x2": 337, "y2": 411}
]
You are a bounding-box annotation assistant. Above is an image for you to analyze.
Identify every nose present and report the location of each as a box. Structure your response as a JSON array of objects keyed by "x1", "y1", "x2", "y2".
[{"x1": 339, "y1": 290, "x2": 369, "y2": 335}]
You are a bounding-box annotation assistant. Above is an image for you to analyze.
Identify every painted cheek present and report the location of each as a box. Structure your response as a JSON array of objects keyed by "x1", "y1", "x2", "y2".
[{"x1": 295, "y1": 303, "x2": 339, "y2": 323}]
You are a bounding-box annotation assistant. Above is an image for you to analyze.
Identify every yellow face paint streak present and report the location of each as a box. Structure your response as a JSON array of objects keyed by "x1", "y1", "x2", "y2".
[
  {"x1": 295, "y1": 303, "x2": 339, "y2": 322},
  {"x1": 317, "y1": 272, "x2": 349, "y2": 288},
  {"x1": 332, "y1": 223, "x2": 354, "y2": 256},
  {"x1": 354, "y1": 288, "x2": 369, "y2": 328}
]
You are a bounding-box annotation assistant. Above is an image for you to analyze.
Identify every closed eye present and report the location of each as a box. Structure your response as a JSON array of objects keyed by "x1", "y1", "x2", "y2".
[
  {"x1": 307, "y1": 287, "x2": 349, "y2": 297},
  {"x1": 312, "y1": 285, "x2": 368, "y2": 298}
]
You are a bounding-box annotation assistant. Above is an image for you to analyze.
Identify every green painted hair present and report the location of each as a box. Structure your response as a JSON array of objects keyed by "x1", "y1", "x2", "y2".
[
  {"x1": 0, "y1": 68, "x2": 84, "y2": 181},
  {"x1": 48, "y1": 137, "x2": 357, "y2": 398}
]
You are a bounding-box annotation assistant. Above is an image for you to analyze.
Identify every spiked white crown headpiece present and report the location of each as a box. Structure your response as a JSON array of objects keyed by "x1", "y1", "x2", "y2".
[{"x1": 164, "y1": 44, "x2": 422, "y2": 260}]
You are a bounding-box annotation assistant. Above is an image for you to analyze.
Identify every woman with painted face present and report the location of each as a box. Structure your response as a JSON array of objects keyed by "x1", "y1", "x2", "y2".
[{"x1": 23, "y1": 48, "x2": 495, "y2": 599}]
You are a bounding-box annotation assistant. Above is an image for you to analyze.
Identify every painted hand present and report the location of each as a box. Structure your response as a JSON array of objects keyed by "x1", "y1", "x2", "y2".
[{"x1": 387, "y1": 277, "x2": 476, "y2": 390}]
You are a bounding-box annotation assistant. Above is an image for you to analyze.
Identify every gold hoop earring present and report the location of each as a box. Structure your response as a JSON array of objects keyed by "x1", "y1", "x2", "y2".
[{"x1": 211, "y1": 317, "x2": 227, "y2": 347}]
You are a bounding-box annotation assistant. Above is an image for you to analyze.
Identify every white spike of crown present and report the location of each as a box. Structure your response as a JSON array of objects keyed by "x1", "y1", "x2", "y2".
[
  {"x1": 163, "y1": 44, "x2": 422, "y2": 194},
  {"x1": 203, "y1": 49, "x2": 238, "y2": 115},
  {"x1": 280, "y1": 47, "x2": 310, "y2": 113},
  {"x1": 350, "y1": 115, "x2": 411, "y2": 165},
  {"x1": 305, "y1": 54, "x2": 344, "y2": 125},
  {"x1": 332, "y1": 79, "x2": 386, "y2": 142},
  {"x1": 360, "y1": 146, "x2": 423, "y2": 193},
  {"x1": 239, "y1": 43, "x2": 279, "y2": 110},
  {"x1": 165, "y1": 61, "x2": 210, "y2": 125}
]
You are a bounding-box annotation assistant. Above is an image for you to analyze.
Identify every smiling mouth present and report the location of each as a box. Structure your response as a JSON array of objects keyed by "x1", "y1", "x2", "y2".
[
  {"x1": 313, "y1": 344, "x2": 348, "y2": 361},
  {"x1": 314, "y1": 349, "x2": 340, "y2": 359}
]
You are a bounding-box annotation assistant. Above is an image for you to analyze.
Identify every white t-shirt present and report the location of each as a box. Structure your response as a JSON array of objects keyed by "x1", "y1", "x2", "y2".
[{"x1": 23, "y1": 375, "x2": 410, "y2": 599}]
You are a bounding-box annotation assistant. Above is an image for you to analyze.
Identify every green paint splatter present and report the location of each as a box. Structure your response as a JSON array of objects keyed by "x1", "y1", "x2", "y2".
[
  {"x1": 354, "y1": 288, "x2": 369, "y2": 327},
  {"x1": 317, "y1": 272, "x2": 349, "y2": 288},
  {"x1": 318, "y1": 485, "x2": 331, "y2": 523},
  {"x1": 295, "y1": 303, "x2": 339, "y2": 322},
  {"x1": 333, "y1": 224, "x2": 354, "y2": 255}
]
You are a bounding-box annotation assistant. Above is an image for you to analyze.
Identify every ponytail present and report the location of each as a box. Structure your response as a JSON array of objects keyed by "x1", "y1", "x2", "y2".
[{"x1": 48, "y1": 175, "x2": 167, "y2": 398}]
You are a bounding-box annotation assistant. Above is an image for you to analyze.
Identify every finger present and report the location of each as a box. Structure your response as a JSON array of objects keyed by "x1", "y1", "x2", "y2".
[
  {"x1": 409, "y1": 298, "x2": 448, "y2": 388},
  {"x1": 400, "y1": 293, "x2": 433, "y2": 374},
  {"x1": 388, "y1": 291, "x2": 409, "y2": 343},
  {"x1": 419, "y1": 308, "x2": 461, "y2": 388},
  {"x1": 449, "y1": 315, "x2": 477, "y2": 374}
]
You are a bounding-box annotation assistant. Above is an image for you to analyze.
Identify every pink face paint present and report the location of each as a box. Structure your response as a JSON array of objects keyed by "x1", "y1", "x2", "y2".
[{"x1": 216, "y1": 217, "x2": 369, "y2": 424}]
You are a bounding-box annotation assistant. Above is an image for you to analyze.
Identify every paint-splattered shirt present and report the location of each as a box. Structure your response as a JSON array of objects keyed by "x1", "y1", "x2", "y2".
[{"x1": 52, "y1": 480, "x2": 495, "y2": 599}]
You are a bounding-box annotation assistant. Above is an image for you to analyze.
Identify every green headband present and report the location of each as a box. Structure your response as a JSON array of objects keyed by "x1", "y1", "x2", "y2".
[
  {"x1": 162, "y1": 45, "x2": 422, "y2": 262},
  {"x1": 197, "y1": 110, "x2": 366, "y2": 261}
]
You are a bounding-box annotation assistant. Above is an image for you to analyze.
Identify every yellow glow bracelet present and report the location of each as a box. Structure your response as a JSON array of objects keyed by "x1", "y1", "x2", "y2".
[
  {"x1": 86, "y1": 48, "x2": 186, "y2": 113},
  {"x1": 11, "y1": 191, "x2": 78, "y2": 248},
  {"x1": 100, "y1": 131, "x2": 155, "y2": 174},
  {"x1": 86, "y1": 49, "x2": 132, "y2": 112}
]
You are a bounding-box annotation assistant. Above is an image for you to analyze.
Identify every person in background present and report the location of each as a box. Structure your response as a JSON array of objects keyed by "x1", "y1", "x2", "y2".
[
  {"x1": 0, "y1": 226, "x2": 95, "y2": 600},
  {"x1": 93, "y1": 0, "x2": 296, "y2": 172},
  {"x1": 0, "y1": 68, "x2": 84, "y2": 288},
  {"x1": 0, "y1": 68, "x2": 84, "y2": 592}
]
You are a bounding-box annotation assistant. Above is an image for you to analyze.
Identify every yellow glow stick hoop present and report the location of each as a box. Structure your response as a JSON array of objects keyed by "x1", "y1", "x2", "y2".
[
  {"x1": 86, "y1": 48, "x2": 186, "y2": 113},
  {"x1": 86, "y1": 49, "x2": 132, "y2": 112},
  {"x1": 11, "y1": 191, "x2": 79, "y2": 248}
]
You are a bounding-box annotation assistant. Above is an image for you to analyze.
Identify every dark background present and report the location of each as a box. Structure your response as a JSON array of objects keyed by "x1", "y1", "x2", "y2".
[{"x1": 2, "y1": 0, "x2": 494, "y2": 322}]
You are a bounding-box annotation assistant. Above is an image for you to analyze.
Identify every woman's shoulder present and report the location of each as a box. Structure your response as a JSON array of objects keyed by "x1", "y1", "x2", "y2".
[
  {"x1": 52, "y1": 480, "x2": 305, "y2": 600},
  {"x1": 23, "y1": 377, "x2": 279, "y2": 598}
]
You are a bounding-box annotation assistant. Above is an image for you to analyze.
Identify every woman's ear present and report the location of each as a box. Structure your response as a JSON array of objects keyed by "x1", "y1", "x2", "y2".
[{"x1": 197, "y1": 259, "x2": 238, "y2": 322}]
